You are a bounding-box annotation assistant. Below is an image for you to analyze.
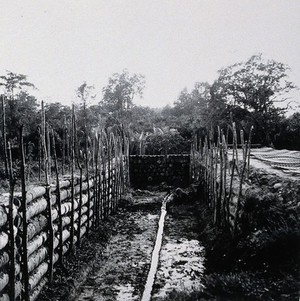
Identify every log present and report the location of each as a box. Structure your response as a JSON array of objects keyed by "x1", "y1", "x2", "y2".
[
  {"x1": 28, "y1": 246, "x2": 47, "y2": 273},
  {"x1": 0, "y1": 281, "x2": 21, "y2": 301},
  {"x1": 79, "y1": 225, "x2": 87, "y2": 239},
  {"x1": 74, "y1": 179, "x2": 94, "y2": 194},
  {"x1": 60, "y1": 199, "x2": 79, "y2": 216},
  {"x1": 50, "y1": 188, "x2": 71, "y2": 204},
  {"x1": 0, "y1": 294, "x2": 8, "y2": 301},
  {"x1": 62, "y1": 242, "x2": 70, "y2": 255},
  {"x1": 26, "y1": 187, "x2": 46, "y2": 204},
  {"x1": 62, "y1": 225, "x2": 86, "y2": 254},
  {"x1": 61, "y1": 229, "x2": 70, "y2": 243},
  {"x1": 73, "y1": 211, "x2": 79, "y2": 222},
  {"x1": 15, "y1": 263, "x2": 20, "y2": 276},
  {"x1": 26, "y1": 198, "x2": 47, "y2": 220},
  {"x1": 58, "y1": 179, "x2": 71, "y2": 190},
  {"x1": 81, "y1": 194, "x2": 88, "y2": 206},
  {"x1": 29, "y1": 262, "x2": 48, "y2": 291},
  {"x1": 29, "y1": 277, "x2": 47, "y2": 301},
  {"x1": 53, "y1": 237, "x2": 59, "y2": 250},
  {"x1": 27, "y1": 232, "x2": 48, "y2": 257},
  {"x1": 0, "y1": 207, "x2": 7, "y2": 228},
  {"x1": 0, "y1": 204, "x2": 17, "y2": 228},
  {"x1": 53, "y1": 253, "x2": 59, "y2": 264},
  {"x1": 81, "y1": 206, "x2": 88, "y2": 216},
  {"x1": 0, "y1": 252, "x2": 9, "y2": 268},
  {"x1": 27, "y1": 215, "x2": 48, "y2": 241},
  {"x1": 61, "y1": 216, "x2": 71, "y2": 228},
  {"x1": 0, "y1": 232, "x2": 8, "y2": 251},
  {"x1": 74, "y1": 214, "x2": 87, "y2": 230},
  {"x1": 61, "y1": 211, "x2": 79, "y2": 228},
  {"x1": 60, "y1": 201, "x2": 71, "y2": 216},
  {"x1": 0, "y1": 272, "x2": 9, "y2": 292},
  {"x1": 51, "y1": 208, "x2": 58, "y2": 222},
  {"x1": 61, "y1": 189, "x2": 72, "y2": 201}
]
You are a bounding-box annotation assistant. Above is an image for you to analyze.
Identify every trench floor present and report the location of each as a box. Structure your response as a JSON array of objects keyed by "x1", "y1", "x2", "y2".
[{"x1": 45, "y1": 190, "x2": 204, "y2": 301}]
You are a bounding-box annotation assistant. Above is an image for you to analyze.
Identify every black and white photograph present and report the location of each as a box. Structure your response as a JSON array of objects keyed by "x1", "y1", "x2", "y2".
[{"x1": 0, "y1": 1, "x2": 299, "y2": 300}]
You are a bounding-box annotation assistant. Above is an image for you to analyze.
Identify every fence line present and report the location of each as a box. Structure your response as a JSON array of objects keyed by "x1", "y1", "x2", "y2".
[
  {"x1": 190, "y1": 124, "x2": 253, "y2": 233},
  {"x1": 0, "y1": 106, "x2": 130, "y2": 301}
]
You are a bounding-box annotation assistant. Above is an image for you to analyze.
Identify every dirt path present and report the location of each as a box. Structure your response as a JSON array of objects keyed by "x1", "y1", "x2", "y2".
[
  {"x1": 152, "y1": 198, "x2": 205, "y2": 300},
  {"x1": 75, "y1": 191, "x2": 163, "y2": 301},
  {"x1": 73, "y1": 190, "x2": 205, "y2": 301}
]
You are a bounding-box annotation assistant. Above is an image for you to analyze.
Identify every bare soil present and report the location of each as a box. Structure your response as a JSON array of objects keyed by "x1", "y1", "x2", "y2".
[
  {"x1": 39, "y1": 188, "x2": 205, "y2": 301},
  {"x1": 152, "y1": 198, "x2": 205, "y2": 300},
  {"x1": 75, "y1": 190, "x2": 163, "y2": 301}
]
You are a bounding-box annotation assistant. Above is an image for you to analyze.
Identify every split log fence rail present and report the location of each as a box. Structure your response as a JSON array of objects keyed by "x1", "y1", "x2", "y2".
[{"x1": 0, "y1": 102, "x2": 130, "y2": 301}]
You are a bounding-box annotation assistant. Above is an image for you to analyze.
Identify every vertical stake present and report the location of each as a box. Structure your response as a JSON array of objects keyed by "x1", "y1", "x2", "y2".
[
  {"x1": 42, "y1": 101, "x2": 54, "y2": 282},
  {"x1": 8, "y1": 141, "x2": 16, "y2": 301},
  {"x1": 51, "y1": 130, "x2": 63, "y2": 265},
  {"x1": 1, "y1": 95, "x2": 9, "y2": 178},
  {"x1": 19, "y1": 126, "x2": 29, "y2": 301}
]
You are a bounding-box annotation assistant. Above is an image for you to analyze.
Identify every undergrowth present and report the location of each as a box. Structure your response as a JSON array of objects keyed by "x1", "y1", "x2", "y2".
[{"x1": 161, "y1": 174, "x2": 300, "y2": 301}]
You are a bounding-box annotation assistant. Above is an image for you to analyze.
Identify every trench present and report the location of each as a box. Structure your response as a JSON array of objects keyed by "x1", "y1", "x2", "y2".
[{"x1": 70, "y1": 189, "x2": 205, "y2": 301}]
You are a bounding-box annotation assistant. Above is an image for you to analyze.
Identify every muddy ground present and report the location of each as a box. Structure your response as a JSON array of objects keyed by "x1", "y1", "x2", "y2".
[
  {"x1": 39, "y1": 189, "x2": 204, "y2": 301},
  {"x1": 75, "y1": 190, "x2": 162, "y2": 301},
  {"x1": 152, "y1": 197, "x2": 205, "y2": 300}
]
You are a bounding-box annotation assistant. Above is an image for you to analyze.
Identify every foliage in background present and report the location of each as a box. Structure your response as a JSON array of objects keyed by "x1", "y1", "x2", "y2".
[
  {"x1": 101, "y1": 69, "x2": 145, "y2": 126},
  {"x1": 168, "y1": 54, "x2": 298, "y2": 148},
  {"x1": 0, "y1": 54, "x2": 299, "y2": 166}
]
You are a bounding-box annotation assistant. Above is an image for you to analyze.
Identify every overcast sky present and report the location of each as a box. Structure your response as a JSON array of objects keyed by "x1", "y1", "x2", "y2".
[{"x1": 1, "y1": 0, "x2": 300, "y2": 110}]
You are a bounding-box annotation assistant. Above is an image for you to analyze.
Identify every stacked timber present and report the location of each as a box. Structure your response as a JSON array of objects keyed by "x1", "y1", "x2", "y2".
[
  {"x1": 24, "y1": 186, "x2": 51, "y2": 301},
  {"x1": 0, "y1": 154, "x2": 126, "y2": 301},
  {"x1": 0, "y1": 195, "x2": 22, "y2": 301}
]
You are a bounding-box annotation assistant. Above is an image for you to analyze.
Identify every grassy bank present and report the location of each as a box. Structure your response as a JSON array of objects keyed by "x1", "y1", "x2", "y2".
[{"x1": 160, "y1": 170, "x2": 300, "y2": 301}]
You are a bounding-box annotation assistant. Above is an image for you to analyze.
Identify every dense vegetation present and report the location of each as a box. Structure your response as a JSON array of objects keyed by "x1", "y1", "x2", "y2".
[{"x1": 0, "y1": 54, "x2": 299, "y2": 166}]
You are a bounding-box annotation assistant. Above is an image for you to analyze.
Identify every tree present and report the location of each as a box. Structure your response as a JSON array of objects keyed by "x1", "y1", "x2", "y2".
[
  {"x1": 144, "y1": 127, "x2": 189, "y2": 155},
  {"x1": 273, "y1": 112, "x2": 300, "y2": 150},
  {"x1": 0, "y1": 71, "x2": 37, "y2": 139},
  {"x1": 212, "y1": 54, "x2": 297, "y2": 145},
  {"x1": 170, "y1": 82, "x2": 212, "y2": 140},
  {"x1": 0, "y1": 71, "x2": 35, "y2": 97},
  {"x1": 101, "y1": 70, "x2": 145, "y2": 123},
  {"x1": 76, "y1": 82, "x2": 97, "y2": 132},
  {"x1": 8, "y1": 91, "x2": 39, "y2": 137}
]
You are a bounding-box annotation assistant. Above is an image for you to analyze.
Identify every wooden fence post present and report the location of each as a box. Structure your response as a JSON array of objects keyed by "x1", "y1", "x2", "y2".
[
  {"x1": 8, "y1": 141, "x2": 16, "y2": 301},
  {"x1": 41, "y1": 102, "x2": 54, "y2": 282},
  {"x1": 1, "y1": 95, "x2": 9, "y2": 178},
  {"x1": 51, "y1": 130, "x2": 63, "y2": 265},
  {"x1": 19, "y1": 126, "x2": 29, "y2": 301},
  {"x1": 94, "y1": 134, "x2": 100, "y2": 228},
  {"x1": 70, "y1": 105, "x2": 75, "y2": 252},
  {"x1": 77, "y1": 167, "x2": 83, "y2": 247}
]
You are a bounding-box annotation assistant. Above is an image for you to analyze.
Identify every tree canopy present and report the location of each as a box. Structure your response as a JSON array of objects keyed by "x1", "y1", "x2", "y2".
[
  {"x1": 101, "y1": 70, "x2": 145, "y2": 122},
  {"x1": 0, "y1": 55, "x2": 299, "y2": 161}
]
